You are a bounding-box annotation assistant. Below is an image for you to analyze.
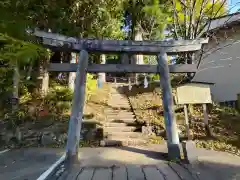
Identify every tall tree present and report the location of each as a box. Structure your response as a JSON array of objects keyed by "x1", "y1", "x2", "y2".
[
  {"x1": 168, "y1": 0, "x2": 227, "y2": 41},
  {"x1": 69, "y1": 0, "x2": 125, "y2": 85},
  {"x1": 123, "y1": 0, "x2": 168, "y2": 83},
  {"x1": 166, "y1": 0, "x2": 227, "y2": 65}
]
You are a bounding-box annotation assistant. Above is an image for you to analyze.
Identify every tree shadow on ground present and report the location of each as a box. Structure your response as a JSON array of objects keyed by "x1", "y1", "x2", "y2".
[
  {"x1": 115, "y1": 146, "x2": 168, "y2": 160},
  {"x1": 56, "y1": 145, "x2": 240, "y2": 180},
  {"x1": 0, "y1": 148, "x2": 65, "y2": 180}
]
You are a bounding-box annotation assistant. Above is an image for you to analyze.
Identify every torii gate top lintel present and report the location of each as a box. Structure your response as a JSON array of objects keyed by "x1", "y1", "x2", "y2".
[{"x1": 34, "y1": 30, "x2": 208, "y2": 55}]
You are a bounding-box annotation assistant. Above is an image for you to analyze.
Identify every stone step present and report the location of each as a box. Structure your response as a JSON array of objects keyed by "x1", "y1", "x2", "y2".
[
  {"x1": 110, "y1": 97, "x2": 127, "y2": 99},
  {"x1": 108, "y1": 103, "x2": 130, "y2": 105},
  {"x1": 109, "y1": 106, "x2": 130, "y2": 109},
  {"x1": 105, "y1": 112, "x2": 133, "y2": 115},
  {"x1": 109, "y1": 102, "x2": 130, "y2": 105},
  {"x1": 105, "y1": 132, "x2": 143, "y2": 139},
  {"x1": 104, "y1": 111, "x2": 132, "y2": 114},
  {"x1": 107, "y1": 116, "x2": 135, "y2": 119},
  {"x1": 110, "y1": 94, "x2": 127, "y2": 96},
  {"x1": 109, "y1": 98, "x2": 128, "y2": 100},
  {"x1": 107, "y1": 114, "x2": 135, "y2": 117},
  {"x1": 110, "y1": 97, "x2": 126, "y2": 100},
  {"x1": 100, "y1": 138, "x2": 148, "y2": 147},
  {"x1": 109, "y1": 98, "x2": 127, "y2": 100},
  {"x1": 106, "y1": 111, "x2": 134, "y2": 114},
  {"x1": 108, "y1": 119, "x2": 136, "y2": 123},
  {"x1": 110, "y1": 102, "x2": 129, "y2": 105},
  {"x1": 109, "y1": 96, "x2": 128, "y2": 99},
  {"x1": 109, "y1": 105, "x2": 130, "y2": 108},
  {"x1": 104, "y1": 126, "x2": 136, "y2": 132},
  {"x1": 107, "y1": 118, "x2": 135, "y2": 122},
  {"x1": 104, "y1": 122, "x2": 136, "y2": 127},
  {"x1": 105, "y1": 105, "x2": 130, "y2": 111},
  {"x1": 110, "y1": 95, "x2": 128, "y2": 101},
  {"x1": 108, "y1": 118, "x2": 136, "y2": 122}
]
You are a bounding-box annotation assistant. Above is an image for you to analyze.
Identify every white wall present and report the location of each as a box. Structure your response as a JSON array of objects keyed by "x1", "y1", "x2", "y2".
[{"x1": 193, "y1": 25, "x2": 240, "y2": 102}]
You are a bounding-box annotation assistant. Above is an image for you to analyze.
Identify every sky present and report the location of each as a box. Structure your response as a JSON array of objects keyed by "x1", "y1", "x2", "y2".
[{"x1": 228, "y1": 0, "x2": 240, "y2": 13}]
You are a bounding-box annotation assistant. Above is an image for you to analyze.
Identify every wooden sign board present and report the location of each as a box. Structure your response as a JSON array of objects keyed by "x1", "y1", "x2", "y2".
[{"x1": 176, "y1": 83, "x2": 212, "y2": 104}]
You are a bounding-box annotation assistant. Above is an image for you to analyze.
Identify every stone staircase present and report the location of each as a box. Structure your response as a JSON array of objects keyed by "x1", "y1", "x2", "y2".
[{"x1": 100, "y1": 85, "x2": 148, "y2": 146}]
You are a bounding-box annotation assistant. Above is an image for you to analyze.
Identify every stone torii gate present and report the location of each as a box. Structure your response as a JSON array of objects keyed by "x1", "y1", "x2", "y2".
[{"x1": 34, "y1": 30, "x2": 208, "y2": 162}]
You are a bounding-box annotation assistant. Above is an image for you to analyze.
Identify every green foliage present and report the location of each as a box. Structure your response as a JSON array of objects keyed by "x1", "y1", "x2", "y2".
[
  {"x1": 0, "y1": 0, "x2": 74, "y2": 38},
  {"x1": 150, "y1": 74, "x2": 160, "y2": 81},
  {"x1": 44, "y1": 85, "x2": 73, "y2": 115},
  {"x1": 43, "y1": 74, "x2": 97, "y2": 115},
  {"x1": 46, "y1": 85, "x2": 73, "y2": 102},
  {"x1": 124, "y1": 0, "x2": 168, "y2": 40},
  {"x1": 70, "y1": 0, "x2": 124, "y2": 39},
  {"x1": 0, "y1": 33, "x2": 48, "y2": 110},
  {"x1": 86, "y1": 74, "x2": 97, "y2": 102},
  {"x1": 0, "y1": 33, "x2": 48, "y2": 62},
  {"x1": 141, "y1": 0, "x2": 168, "y2": 39}
]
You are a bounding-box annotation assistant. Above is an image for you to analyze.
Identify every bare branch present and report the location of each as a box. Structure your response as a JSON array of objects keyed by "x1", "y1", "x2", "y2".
[
  {"x1": 172, "y1": 0, "x2": 179, "y2": 39},
  {"x1": 187, "y1": 0, "x2": 197, "y2": 39},
  {"x1": 178, "y1": 0, "x2": 187, "y2": 8},
  {"x1": 184, "y1": 0, "x2": 187, "y2": 39},
  {"x1": 196, "y1": 0, "x2": 228, "y2": 39},
  {"x1": 194, "y1": 0, "x2": 208, "y2": 38}
]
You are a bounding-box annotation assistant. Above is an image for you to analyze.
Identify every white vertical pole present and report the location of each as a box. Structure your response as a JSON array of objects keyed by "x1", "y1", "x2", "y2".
[{"x1": 68, "y1": 52, "x2": 77, "y2": 90}]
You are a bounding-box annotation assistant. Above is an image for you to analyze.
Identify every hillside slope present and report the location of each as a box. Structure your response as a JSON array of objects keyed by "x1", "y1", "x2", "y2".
[{"x1": 124, "y1": 83, "x2": 240, "y2": 156}]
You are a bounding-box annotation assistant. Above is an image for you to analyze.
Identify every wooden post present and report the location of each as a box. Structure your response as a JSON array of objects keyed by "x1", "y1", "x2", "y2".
[
  {"x1": 202, "y1": 103, "x2": 212, "y2": 137},
  {"x1": 114, "y1": 77, "x2": 117, "y2": 88},
  {"x1": 128, "y1": 77, "x2": 132, "y2": 91},
  {"x1": 98, "y1": 54, "x2": 106, "y2": 83},
  {"x1": 188, "y1": 104, "x2": 194, "y2": 116},
  {"x1": 157, "y1": 52, "x2": 180, "y2": 160},
  {"x1": 184, "y1": 104, "x2": 190, "y2": 140},
  {"x1": 66, "y1": 50, "x2": 89, "y2": 164},
  {"x1": 68, "y1": 52, "x2": 77, "y2": 90}
]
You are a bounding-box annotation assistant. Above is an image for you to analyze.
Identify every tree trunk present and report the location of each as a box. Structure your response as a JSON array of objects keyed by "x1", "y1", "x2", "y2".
[
  {"x1": 41, "y1": 69, "x2": 49, "y2": 96},
  {"x1": 12, "y1": 63, "x2": 20, "y2": 112},
  {"x1": 98, "y1": 54, "x2": 106, "y2": 83},
  {"x1": 12, "y1": 62, "x2": 22, "y2": 141},
  {"x1": 68, "y1": 52, "x2": 77, "y2": 90},
  {"x1": 26, "y1": 61, "x2": 33, "y2": 80},
  {"x1": 38, "y1": 49, "x2": 50, "y2": 96}
]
